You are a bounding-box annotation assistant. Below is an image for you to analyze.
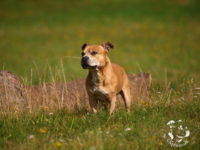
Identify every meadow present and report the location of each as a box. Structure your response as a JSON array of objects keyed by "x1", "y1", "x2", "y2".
[{"x1": 0, "y1": 0, "x2": 200, "y2": 149}]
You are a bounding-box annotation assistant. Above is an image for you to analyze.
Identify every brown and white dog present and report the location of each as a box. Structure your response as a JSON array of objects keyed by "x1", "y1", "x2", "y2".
[{"x1": 81, "y1": 42, "x2": 131, "y2": 114}]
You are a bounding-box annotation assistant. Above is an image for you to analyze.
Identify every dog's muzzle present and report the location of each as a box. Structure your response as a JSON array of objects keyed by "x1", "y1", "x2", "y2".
[
  {"x1": 81, "y1": 56, "x2": 98, "y2": 69},
  {"x1": 81, "y1": 56, "x2": 90, "y2": 69}
]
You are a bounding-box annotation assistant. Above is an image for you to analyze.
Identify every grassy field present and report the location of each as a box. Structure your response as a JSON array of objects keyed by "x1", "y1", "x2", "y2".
[{"x1": 0, "y1": 0, "x2": 200, "y2": 149}]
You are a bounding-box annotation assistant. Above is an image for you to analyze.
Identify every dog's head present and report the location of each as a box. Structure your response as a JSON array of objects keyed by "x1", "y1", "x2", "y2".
[{"x1": 81, "y1": 42, "x2": 114, "y2": 69}]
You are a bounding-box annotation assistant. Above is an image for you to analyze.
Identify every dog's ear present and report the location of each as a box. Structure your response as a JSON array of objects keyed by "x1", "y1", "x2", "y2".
[
  {"x1": 101, "y1": 42, "x2": 114, "y2": 51},
  {"x1": 82, "y1": 43, "x2": 87, "y2": 50}
]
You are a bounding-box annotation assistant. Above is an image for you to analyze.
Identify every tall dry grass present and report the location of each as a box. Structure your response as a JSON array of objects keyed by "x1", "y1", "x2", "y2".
[{"x1": 0, "y1": 65, "x2": 151, "y2": 114}]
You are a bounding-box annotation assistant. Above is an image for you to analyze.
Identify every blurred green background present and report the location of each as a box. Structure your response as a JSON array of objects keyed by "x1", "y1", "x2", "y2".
[
  {"x1": 0, "y1": 1, "x2": 200, "y2": 149},
  {"x1": 0, "y1": 0, "x2": 199, "y2": 85}
]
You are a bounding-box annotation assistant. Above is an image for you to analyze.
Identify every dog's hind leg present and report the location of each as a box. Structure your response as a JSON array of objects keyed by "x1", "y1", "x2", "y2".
[
  {"x1": 120, "y1": 87, "x2": 131, "y2": 113},
  {"x1": 109, "y1": 96, "x2": 116, "y2": 115}
]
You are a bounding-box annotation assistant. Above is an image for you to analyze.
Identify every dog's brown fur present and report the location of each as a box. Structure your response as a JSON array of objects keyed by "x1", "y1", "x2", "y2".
[{"x1": 81, "y1": 42, "x2": 131, "y2": 114}]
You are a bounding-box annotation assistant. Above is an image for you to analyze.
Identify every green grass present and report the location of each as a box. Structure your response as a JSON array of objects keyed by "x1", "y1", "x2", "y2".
[
  {"x1": 1, "y1": 96, "x2": 200, "y2": 150},
  {"x1": 0, "y1": 0, "x2": 200, "y2": 149}
]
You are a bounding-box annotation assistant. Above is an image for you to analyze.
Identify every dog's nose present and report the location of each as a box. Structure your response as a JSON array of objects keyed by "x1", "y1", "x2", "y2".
[
  {"x1": 81, "y1": 56, "x2": 89, "y2": 69},
  {"x1": 82, "y1": 56, "x2": 89, "y2": 63}
]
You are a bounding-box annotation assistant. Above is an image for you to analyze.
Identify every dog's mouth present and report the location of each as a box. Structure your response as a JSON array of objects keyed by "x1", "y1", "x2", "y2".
[
  {"x1": 81, "y1": 63, "x2": 97, "y2": 69},
  {"x1": 81, "y1": 62, "x2": 89, "y2": 69},
  {"x1": 81, "y1": 61, "x2": 97, "y2": 69}
]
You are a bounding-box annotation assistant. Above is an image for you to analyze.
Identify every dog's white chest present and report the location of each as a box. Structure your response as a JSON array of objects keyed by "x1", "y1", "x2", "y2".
[
  {"x1": 90, "y1": 86, "x2": 109, "y2": 99},
  {"x1": 88, "y1": 70, "x2": 110, "y2": 99},
  {"x1": 93, "y1": 86, "x2": 108, "y2": 95}
]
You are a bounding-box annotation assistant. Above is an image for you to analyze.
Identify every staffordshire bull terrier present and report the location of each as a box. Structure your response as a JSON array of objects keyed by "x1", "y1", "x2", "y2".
[{"x1": 81, "y1": 42, "x2": 131, "y2": 114}]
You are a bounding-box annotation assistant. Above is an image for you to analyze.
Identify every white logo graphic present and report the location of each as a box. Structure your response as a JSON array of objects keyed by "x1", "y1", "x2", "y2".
[{"x1": 164, "y1": 120, "x2": 190, "y2": 147}]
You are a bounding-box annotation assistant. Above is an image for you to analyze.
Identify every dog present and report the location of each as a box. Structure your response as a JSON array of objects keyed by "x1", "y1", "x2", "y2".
[{"x1": 81, "y1": 42, "x2": 131, "y2": 114}]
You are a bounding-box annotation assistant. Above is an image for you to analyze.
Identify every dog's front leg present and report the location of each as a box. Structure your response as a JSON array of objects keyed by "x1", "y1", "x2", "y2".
[
  {"x1": 88, "y1": 95, "x2": 98, "y2": 113},
  {"x1": 109, "y1": 96, "x2": 116, "y2": 115}
]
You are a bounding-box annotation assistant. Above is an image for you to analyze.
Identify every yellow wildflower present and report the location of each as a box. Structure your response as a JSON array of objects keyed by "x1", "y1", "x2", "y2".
[
  {"x1": 39, "y1": 128, "x2": 47, "y2": 134},
  {"x1": 43, "y1": 106, "x2": 49, "y2": 111},
  {"x1": 54, "y1": 141, "x2": 62, "y2": 147},
  {"x1": 158, "y1": 141, "x2": 163, "y2": 146}
]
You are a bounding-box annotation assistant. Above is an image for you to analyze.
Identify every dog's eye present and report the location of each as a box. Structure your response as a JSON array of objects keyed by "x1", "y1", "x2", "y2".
[
  {"x1": 91, "y1": 51, "x2": 97, "y2": 55},
  {"x1": 81, "y1": 52, "x2": 85, "y2": 56}
]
